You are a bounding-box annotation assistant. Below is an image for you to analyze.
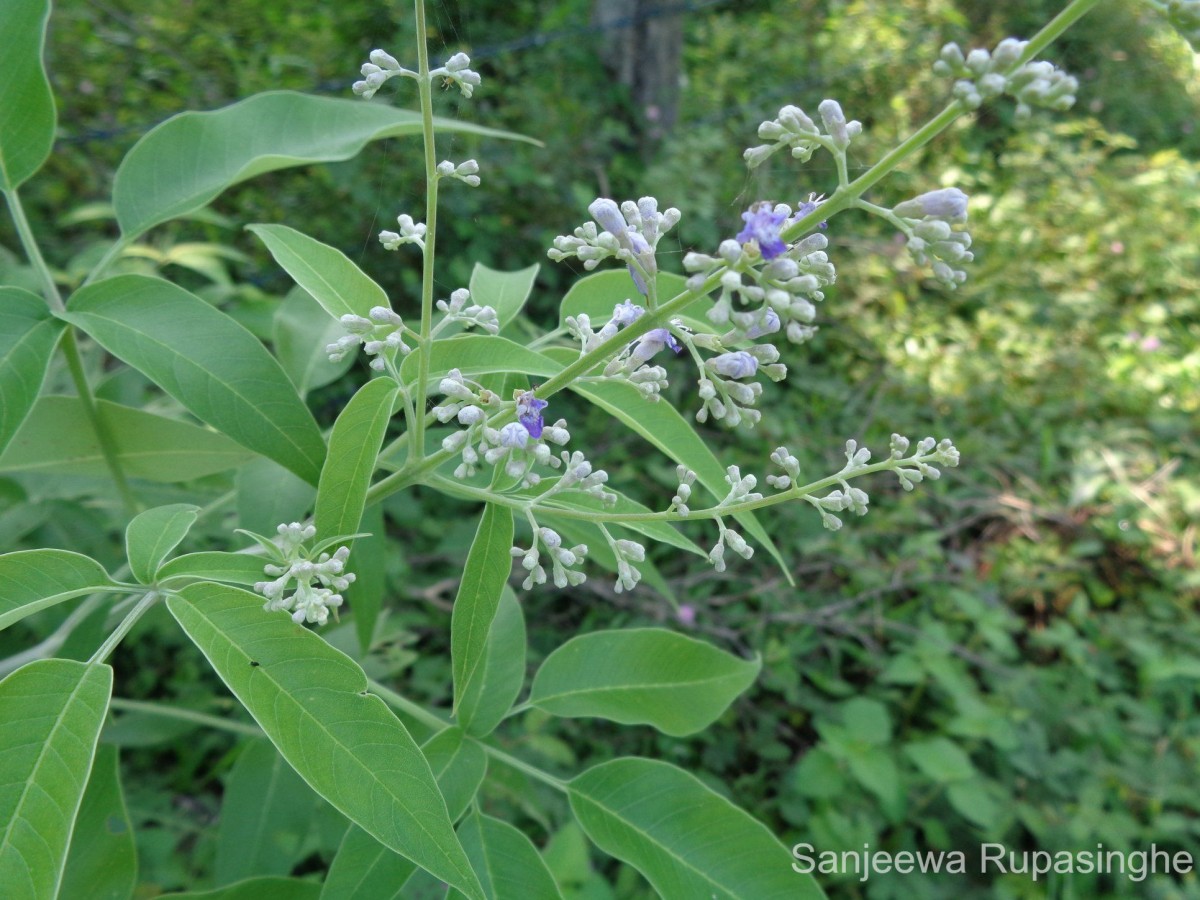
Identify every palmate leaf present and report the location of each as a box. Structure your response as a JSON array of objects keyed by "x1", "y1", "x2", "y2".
[
  {"x1": 63, "y1": 275, "x2": 326, "y2": 484},
  {"x1": 0, "y1": 659, "x2": 114, "y2": 900},
  {"x1": 528, "y1": 629, "x2": 760, "y2": 737},
  {"x1": 114, "y1": 91, "x2": 538, "y2": 239},
  {"x1": 0, "y1": 0, "x2": 55, "y2": 191},
  {"x1": 0, "y1": 287, "x2": 63, "y2": 455},
  {"x1": 166, "y1": 583, "x2": 483, "y2": 900},
  {"x1": 569, "y1": 758, "x2": 827, "y2": 900}
]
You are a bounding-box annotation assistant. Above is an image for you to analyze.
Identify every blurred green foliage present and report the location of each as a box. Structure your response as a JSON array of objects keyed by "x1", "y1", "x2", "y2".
[{"x1": 2, "y1": 0, "x2": 1198, "y2": 897}]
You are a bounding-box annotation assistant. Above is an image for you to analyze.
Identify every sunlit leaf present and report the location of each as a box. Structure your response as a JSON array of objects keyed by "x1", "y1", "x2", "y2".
[{"x1": 314, "y1": 377, "x2": 397, "y2": 543}]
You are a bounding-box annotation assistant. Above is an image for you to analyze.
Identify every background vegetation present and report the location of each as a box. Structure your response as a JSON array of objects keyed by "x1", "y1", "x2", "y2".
[{"x1": 1, "y1": 0, "x2": 1197, "y2": 897}]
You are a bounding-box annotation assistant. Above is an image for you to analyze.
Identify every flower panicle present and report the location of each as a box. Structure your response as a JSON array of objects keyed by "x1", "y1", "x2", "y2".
[{"x1": 251, "y1": 523, "x2": 357, "y2": 627}]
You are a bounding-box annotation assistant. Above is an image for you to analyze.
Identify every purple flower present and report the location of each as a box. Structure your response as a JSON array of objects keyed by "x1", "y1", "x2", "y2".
[
  {"x1": 744, "y1": 308, "x2": 781, "y2": 339},
  {"x1": 515, "y1": 391, "x2": 548, "y2": 439},
  {"x1": 736, "y1": 203, "x2": 789, "y2": 260},
  {"x1": 611, "y1": 300, "x2": 645, "y2": 327},
  {"x1": 676, "y1": 603, "x2": 697, "y2": 626},
  {"x1": 629, "y1": 328, "x2": 682, "y2": 366},
  {"x1": 794, "y1": 197, "x2": 828, "y2": 231}
]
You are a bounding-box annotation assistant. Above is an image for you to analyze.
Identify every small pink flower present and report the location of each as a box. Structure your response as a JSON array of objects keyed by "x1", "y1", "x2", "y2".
[
  {"x1": 676, "y1": 604, "x2": 696, "y2": 626},
  {"x1": 1140, "y1": 335, "x2": 1161, "y2": 352}
]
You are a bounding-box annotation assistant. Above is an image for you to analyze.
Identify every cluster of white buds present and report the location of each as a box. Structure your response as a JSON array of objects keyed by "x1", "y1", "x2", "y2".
[
  {"x1": 249, "y1": 523, "x2": 356, "y2": 627},
  {"x1": 434, "y1": 288, "x2": 499, "y2": 335},
  {"x1": 512, "y1": 526, "x2": 587, "y2": 590},
  {"x1": 719, "y1": 465, "x2": 763, "y2": 507},
  {"x1": 566, "y1": 299, "x2": 644, "y2": 354},
  {"x1": 766, "y1": 447, "x2": 801, "y2": 490},
  {"x1": 805, "y1": 483, "x2": 870, "y2": 531},
  {"x1": 435, "y1": 159, "x2": 481, "y2": 187},
  {"x1": 743, "y1": 100, "x2": 862, "y2": 169},
  {"x1": 891, "y1": 188, "x2": 974, "y2": 289},
  {"x1": 548, "y1": 197, "x2": 681, "y2": 296},
  {"x1": 669, "y1": 466, "x2": 697, "y2": 515},
  {"x1": 606, "y1": 533, "x2": 646, "y2": 593},
  {"x1": 436, "y1": 374, "x2": 609, "y2": 491},
  {"x1": 379, "y1": 214, "x2": 427, "y2": 252},
  {"x1": 352, "y1": 49, "x2": 416, "y2": 99},
  {"x1": 933, "y1": 39, "x2": 1078, "y2": 120},
  {"x1": 538, "y1": 450, "x2": 616, "y2": 505},
  {"x1": 694, "y1": 345, "x2": 781, "y2": 428},
  {"x1": 432, "y1": 52, "x2": 482, "y2": 98},
  {"x1": 684, "y1": 207, "x2": 834, "y2": 345},
  {"x1": 707, "y1": 520, "x2": 753, "y2": 573},
  {"x1": 887, "y1": 434, "x2": 961, "y2": 491},
  {"x1": 326, "y1": 306, "x2": 412, "y2": 371}
]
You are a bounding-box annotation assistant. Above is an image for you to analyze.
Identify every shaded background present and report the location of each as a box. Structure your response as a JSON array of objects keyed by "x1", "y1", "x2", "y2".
[{"x1": 2, "y1": 1, "x2": 1198, "y2": 897}]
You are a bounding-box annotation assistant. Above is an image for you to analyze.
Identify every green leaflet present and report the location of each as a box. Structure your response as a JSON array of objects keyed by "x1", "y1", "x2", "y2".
[
  {"x1": 63, "y1": 275, "x2": 326, "y2": 485},
  {"x1": 529, "y1": 628, "x2": 760, "y2": 736},
  {"x1": 0, "y1": 660, "x2": 114, "y2": 900},
  {"x1": 0, "y1": 0, "x2": 55, "y2": 190},
  {"x1": 451, "y1": 504, "x2": 515, "y2": 715},
  {"x1": 167, "y1": 583, "x2": 483, "y2": 900},
  {"x1": 569, "y1": 758, "x2": 827, "y2": 900},
  {"x1": 0, "y1": 287, "x2": 63, "y2": 455},
  {"x1": 114, "y1": 91, "x2": 538, "y2": 239}
]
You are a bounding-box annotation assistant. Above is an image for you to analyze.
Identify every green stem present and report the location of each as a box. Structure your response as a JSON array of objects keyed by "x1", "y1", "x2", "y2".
[
  {"x1": 109, "y1": 697, "x2": 263, "y2": 738},
  {"x1": 410, "y1": 0, "x2": 439, "y2": 465},
  {"x1": 89, "y1": 591, "x2": 158, "y2": 665},
  {"x1": 367, "y1": 678, "x2": 568, "y2": 792},
  {"x1": 429, "y1": 450, "x2": 927, "y2": 524},
  {"x1": 4, "y1": 189, "x2": 139, "y2": 514}
]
